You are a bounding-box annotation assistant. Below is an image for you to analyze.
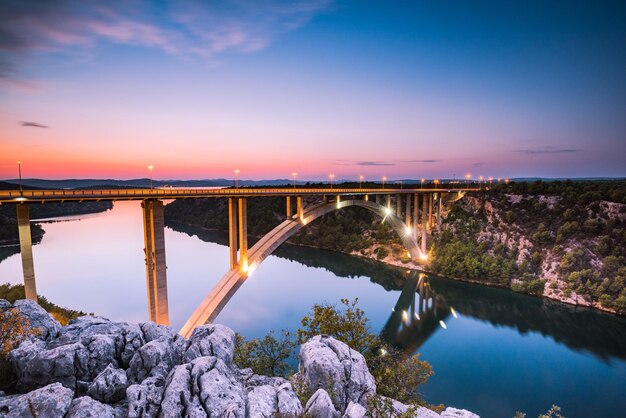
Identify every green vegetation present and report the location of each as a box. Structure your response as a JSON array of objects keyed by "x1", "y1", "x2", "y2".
[
  {"x1": 0, "y1": 283, "x2": 88, "y2": 325},
  {"x1": 0, "y1": 307, "x2": 38, "y2": 390},
  {"x1": 431, "y1": 180, "x2": 626, "y2": 314},
  {"x1": 233, "y1": 298, "x2": 436, "y2": 410},
  {"x1": 166, "y1": 180, "x2": 626, "y2": 315}
]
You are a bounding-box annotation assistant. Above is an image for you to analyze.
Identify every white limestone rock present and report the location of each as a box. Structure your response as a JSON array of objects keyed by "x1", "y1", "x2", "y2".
[
  {"x1": 304, "y1": 388, "x2": 340, "y2": 418},
  {"x1": 441, "y1": 407, "x2": 481, "y2": 418},
  {"x1": 245, "y1": 379, "x2": 302, "y2": 418},
  {"x1": 13, "y1": 299, "x2": 61, "y2": 341},
  {"x1": 0, "y1": 382, "x2": 73, "y2": 417},
  {"x1": 342, "y1": 401, "x2": 367, "y2": 418},
  {"x1": 159, "y1": 356, "x2": 246, "y2": 418},
  {"x1": 298, "y1": 335, "x2": 376, "y2": 412},
  {"x1": 87, "y1": 364, "x2": 128, "y2": 403},
  {"x1": 127, "y1": 337, "x2": 178, "y2": 384},
  {"x1": 127, "y1": 376, "x2": 165, "y2": 418},
  {"x1": 66, "y1": 396, "x2": 116, "y2": 418},
  {"x1": 183, "y1": 324, "x2": 236, "y2": 366},
  {"x1": 10, "y1": 339, "x2": 83, "y2": 392}
]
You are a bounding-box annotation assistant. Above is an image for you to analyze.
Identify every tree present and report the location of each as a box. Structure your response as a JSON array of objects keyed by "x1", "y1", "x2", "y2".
[
  {"x1": 298, "y1": 298, "x2": 377, "y2": 353},
  {"x1": 233, "y1": 330, "x2": 295, "y2": 377},
  {"x1": 298, "y1": 298, "x2": 433, "y2": 406}
]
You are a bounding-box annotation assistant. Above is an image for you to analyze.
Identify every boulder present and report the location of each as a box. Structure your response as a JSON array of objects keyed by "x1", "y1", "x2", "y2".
[
  {"x1": 13, "y1": 299, "x2": 61, "y2": 341},
  {"x1": 304, "y1": 388, "x2": 340, "y2": 418},
  {"x1": 343, "y1": 401, "x2": 366, "y2": 418},
  {"x1": 87, "y1": 364, "x2": 128, "y2": 403},
  {"x1": 127, "y1": 377, "x2": 165, "y2": 418},
  {"x1": 183, "y1": 324, "x2": 235, "y2": 366},
  {"x1": 66, "y1": 396, "x2": 116, "y2": 418},
  {"x1": 298, "y1": 335, "x2": 376, "y2": 412},
  {"x1": 276, "y1": 382, "x2": 303, "y2": 417},
  {"x1": 0, "y1": 298, "x2": 12, "y2": 311},
  {"x1": 0, "y1": 382, "x2": 73, "y2": 417},
  {"x1": 127, "y1": 337, "x2": 178, "y2": 384},
  {"x1": 441, "y1": 407, "x2": 481, "y2": 418},
  {"x1": 10, "y1": 339, "x2": 83, "y2": 392}
]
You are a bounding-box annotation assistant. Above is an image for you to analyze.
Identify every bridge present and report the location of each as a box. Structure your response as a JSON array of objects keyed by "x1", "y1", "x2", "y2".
[{"x1": 0, "y1": 186, "x2": 474, "y2": 337}]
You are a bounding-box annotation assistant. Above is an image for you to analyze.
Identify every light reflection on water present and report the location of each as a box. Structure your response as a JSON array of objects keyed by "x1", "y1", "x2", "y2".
[{"x1": 0, "y1": 201, "x2": 625, "y2": 418}]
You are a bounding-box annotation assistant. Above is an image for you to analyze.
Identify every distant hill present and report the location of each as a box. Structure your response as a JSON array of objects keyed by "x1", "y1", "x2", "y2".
[
  {"x1": 2, "y1": 177, "x2": 624, "y2": 190},
  {"x1": 1, "y1": 178, "x2": 294, "y2": 189}
]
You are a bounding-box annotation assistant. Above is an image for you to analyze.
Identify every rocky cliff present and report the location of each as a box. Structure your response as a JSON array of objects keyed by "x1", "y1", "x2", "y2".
[{"x1": 0, "y1": 299, "x2": 478, "y2": 418}]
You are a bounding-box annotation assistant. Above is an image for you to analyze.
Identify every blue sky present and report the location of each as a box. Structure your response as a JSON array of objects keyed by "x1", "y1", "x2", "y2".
[{"x1": 1, "y1": 0, "x2": 624, "y2": 180}]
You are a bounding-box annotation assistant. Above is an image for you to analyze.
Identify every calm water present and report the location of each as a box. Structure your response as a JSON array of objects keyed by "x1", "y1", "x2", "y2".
[{"x1": 1, "y1": 201, "x2": 625, "y2": 418}]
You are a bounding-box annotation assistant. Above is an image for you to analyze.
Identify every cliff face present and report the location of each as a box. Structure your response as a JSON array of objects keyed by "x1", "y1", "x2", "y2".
[
  {"x1": 432, "y1": 190, "x2": 626, "y2": 315},
  {"x1": 0, "y1": 299, "x2": 478, "y2": 418}
]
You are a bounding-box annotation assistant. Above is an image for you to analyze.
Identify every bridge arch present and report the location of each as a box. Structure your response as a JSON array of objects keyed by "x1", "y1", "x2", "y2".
[{"x1": 180, "y1": 199, "x2": 425, "y2": 337}]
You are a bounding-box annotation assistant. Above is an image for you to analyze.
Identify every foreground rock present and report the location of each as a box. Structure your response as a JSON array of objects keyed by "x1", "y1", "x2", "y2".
[{"x1": 1, "y1": 298, "x2": 479, "y2": 417}]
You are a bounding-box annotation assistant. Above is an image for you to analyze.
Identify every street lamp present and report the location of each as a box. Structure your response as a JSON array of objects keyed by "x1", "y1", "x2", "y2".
[
  {"x1": 465, "y1": 173, "x2": 471, "y2": 188},
  {"x1": 479, "y1": 176, "x2": 484, "y2": 189},
  {"x1": 382, "y1": 176, "x2": 387, "y2": 189},
  {"x1": 148, "y1": 165, "x2": 154, "y2": 190},
  {"x1": 17, "y1": 161, "x2": 23, "y2": 196},
  {"x1": 420, "y1": 178, "x2": 424, "y2": 189},
  {"x1": 359, "y1": 175, "x2": 364, "y2": 190},
  {"x1": 434, "y1": 179, "x2": 439, "y2": 188},
  {"x1": 292, "y1": 172, "x2": 298, "y2": 189},
  {"x1": 234, "y1": 169, "x2": 240, "y2": 188},
  {"x1": 329, "y1": 173, "x2": 335, "y2": 189}
]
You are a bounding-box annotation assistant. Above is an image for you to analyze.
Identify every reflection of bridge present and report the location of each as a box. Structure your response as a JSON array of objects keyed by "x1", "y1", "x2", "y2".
[
  {"x1": 382, "y1": 272, "x2": 453, "y2": 355},
  {"x1": 0, "y1": 186, "x2": 472, "y2": 336}
]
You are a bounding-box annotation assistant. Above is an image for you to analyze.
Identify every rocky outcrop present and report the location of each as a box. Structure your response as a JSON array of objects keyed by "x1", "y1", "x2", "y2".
[
  {"x1": 0, "y1": 382, "x2": 73, "y2": 417},
  {"x1": 297, "y1": 335, "x2": 376, "y2": 411},
  {"x1": 1, "y1": 300, "x2": 479, "y2": 417}
]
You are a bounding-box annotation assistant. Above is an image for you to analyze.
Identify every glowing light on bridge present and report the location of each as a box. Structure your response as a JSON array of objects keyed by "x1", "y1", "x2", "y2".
[
  {"x1": 384, "y1": 207, "x2": 392, "y2": 216},
  {"x1": 382, "y1": 176, "x2": 387, "y2": 189},
  {"x1": 292, "y1": 172, "x2": 297, "y2": 188},
  {"x1": 402, "y1": 310, "x2": 408, "y2": 323},
  {"x1": 405, "y1": 226, "x2": 412, "y2": 236},
  {"x1": 148, "y1": 165, "x2": 154, "y2": 190},
  {"x1": 234, "y1": 169, "x2": 240, "y2": 188},
  {"x1": 420, "y1": 253, "x2": 428, "y2": 261},
  {"x1": 439, "y1": 320, "x2": 447, "y2": 329},
  {"x1": 415, "y1": 312, "x2": 420, "y2": 320},
  {"x1": 450, "y1": 307, "x2": 458, "y2": 319}
]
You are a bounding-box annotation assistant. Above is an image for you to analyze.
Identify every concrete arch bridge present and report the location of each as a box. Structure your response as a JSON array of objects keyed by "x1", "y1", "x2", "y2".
[{"x1": 0, "y1": 186, "x2": 471, "y2": 337}]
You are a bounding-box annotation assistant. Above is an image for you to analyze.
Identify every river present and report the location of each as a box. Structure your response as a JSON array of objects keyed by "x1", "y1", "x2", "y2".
[{"x1": 0, "y1": 201, "x2": 624, "y2": 417}]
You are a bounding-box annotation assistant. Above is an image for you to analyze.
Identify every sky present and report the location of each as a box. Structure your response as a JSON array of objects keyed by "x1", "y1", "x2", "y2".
[{"x1": 0, "y1": 0, "x2": 624, "y2": 181}]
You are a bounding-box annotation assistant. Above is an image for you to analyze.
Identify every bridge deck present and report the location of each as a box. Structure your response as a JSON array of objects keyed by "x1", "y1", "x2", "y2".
[{"x1": 0, "y1": 187, "x2": 478, "y2": 204}]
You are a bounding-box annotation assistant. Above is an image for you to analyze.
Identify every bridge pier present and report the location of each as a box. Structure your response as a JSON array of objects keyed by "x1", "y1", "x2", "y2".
[
  {"x1": 396, "y1": 194, "x2": 402, "y2": 216},
  {"x1": 437, "y1": 194, "x2": 442, "y2": 229},
  {"x1": 428, "y1": 193, "x2": 434, "y2": 230},
  {"x1": 297, "y1": 196, "x2": 303, "y2": 219},
  {"x1": 238, "y1": 198, "x2": 248, "y2": 271},
  {"x1": 286, "y1": 196, "x2": 292, "y2": 219},
  {"x1": 421, "y1": 194, "x2": 428, "y2": 255},
  {"x1": 386, "y1": 194, "x2": 391, "y2": 208},
  {"x1": 228, "y1": 198, "x2": 238, "y2": 269},
  {"x1": 413, "y1": 193, "x2": 419, "y2": 239},
  {"x1": 16, "y1": 204, "x2": 37, "y2": 301},
  {"x1": 142, "y1": 199, "x2": 169, "y2": 325},
  {"x1": 405, "y1": 193, "x2": 411, "y2": 227}
]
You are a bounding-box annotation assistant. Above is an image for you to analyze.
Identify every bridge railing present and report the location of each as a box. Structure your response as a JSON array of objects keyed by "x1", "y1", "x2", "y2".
[{"x1": 0, "y1": 187, "x2": 476, "y2": 202}]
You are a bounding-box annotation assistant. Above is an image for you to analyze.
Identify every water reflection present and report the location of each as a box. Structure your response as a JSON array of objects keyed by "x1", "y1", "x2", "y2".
[
  {"x1": 169, "y1": 221, "x2": 626, "y2": 363},
  {"x1": 381, "y1": 272, "x2": 452, "y2": 355}
]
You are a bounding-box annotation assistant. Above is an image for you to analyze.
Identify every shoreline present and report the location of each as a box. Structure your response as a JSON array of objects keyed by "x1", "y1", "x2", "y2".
[{"x1": 166, "y1": 220, "x2": 624, "y2": 318}]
